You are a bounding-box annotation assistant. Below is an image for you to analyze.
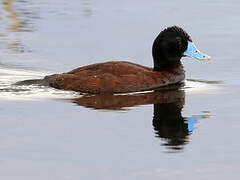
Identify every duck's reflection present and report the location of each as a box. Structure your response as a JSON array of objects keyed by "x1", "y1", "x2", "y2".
[
  {"x1": 73, "y1": 87, "x2": 210, "y2": 151},
  {"x1": 153, "y1": 100, "x2": 189, "y2": 150}
]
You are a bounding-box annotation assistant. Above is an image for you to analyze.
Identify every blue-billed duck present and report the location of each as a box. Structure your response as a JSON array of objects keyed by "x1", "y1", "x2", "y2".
[{"x1": 17, "y1": 26, "x2": 211, "y2": 93}]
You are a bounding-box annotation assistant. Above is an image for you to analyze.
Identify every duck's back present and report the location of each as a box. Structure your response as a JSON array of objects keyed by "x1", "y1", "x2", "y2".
[{"x1": 44, "y1": 61, "x2": 185, "y2": 93}]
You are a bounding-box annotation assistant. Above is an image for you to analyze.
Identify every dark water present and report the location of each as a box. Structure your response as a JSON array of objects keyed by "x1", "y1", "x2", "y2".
[{"x1": 0, "y1": 0, "x2": 240, "y2": 179}]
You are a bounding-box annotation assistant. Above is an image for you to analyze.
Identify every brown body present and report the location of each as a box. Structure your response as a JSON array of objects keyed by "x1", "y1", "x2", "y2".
[{"x1": 44, "y1": 61, "x2": 185, "y2": 94}]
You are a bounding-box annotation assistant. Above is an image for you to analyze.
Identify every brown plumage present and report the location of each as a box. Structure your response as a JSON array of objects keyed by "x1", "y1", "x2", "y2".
[{"x1": 44, "y1": 61, "x2": 185, "y2": 94}]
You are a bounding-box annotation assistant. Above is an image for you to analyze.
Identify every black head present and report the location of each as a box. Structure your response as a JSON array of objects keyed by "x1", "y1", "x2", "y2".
[{"x1": 152, "y1": 26, "x2": 192, "y2": 71}]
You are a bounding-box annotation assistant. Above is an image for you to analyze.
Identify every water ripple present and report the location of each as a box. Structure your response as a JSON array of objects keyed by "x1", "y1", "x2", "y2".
[{"x1": 0, "y1": 66, "x2": 80, "y2": 100}]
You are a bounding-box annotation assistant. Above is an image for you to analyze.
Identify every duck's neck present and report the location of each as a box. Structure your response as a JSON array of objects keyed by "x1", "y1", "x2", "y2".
[{"x1": 153, "y1": 58, "x2": 182, "y2": 72}]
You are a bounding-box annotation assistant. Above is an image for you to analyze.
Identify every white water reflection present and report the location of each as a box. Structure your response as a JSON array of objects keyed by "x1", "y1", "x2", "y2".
[{"x1": 0, "y1": 66, "x2": 79, "y2": 100}]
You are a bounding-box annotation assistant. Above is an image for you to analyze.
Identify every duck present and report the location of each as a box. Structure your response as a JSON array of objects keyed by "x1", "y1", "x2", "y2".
[{"x1": 16, "y1": 26, "x2": 210, "y2": 93}]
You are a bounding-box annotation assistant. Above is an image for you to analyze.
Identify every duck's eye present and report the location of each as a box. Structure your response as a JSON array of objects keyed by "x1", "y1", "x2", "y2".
[{"x1": 194, "y1": 50, "x2": 198, "y2": 53}]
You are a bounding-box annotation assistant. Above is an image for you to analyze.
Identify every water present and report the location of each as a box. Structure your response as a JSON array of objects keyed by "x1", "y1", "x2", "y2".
[{"x1": 0, "y1": 0, "x2": 240, "y2": 179}]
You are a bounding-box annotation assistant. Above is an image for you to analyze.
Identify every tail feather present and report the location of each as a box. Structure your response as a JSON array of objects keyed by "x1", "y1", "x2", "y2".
[{"x1": 14, "y1": 79, "x2": 48, "y2": 86}]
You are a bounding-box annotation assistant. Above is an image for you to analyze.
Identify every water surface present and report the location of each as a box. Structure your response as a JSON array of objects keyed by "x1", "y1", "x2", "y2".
[{"x1": 0, "y1": 0, "x2": 240, "y2": 179}]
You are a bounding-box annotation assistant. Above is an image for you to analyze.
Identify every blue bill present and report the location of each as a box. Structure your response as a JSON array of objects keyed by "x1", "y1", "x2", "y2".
[{"x1": 184, "y1": 41, "x2": 211, "y2": 60}]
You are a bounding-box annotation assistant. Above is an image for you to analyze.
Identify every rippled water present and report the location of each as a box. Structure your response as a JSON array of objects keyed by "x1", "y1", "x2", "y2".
[
  {"x1": 0, "y1": 0, "x2": 240, "y2": 179},
  {"x1": 0, "y1": 66, "x2": 81, "y2": 100}
]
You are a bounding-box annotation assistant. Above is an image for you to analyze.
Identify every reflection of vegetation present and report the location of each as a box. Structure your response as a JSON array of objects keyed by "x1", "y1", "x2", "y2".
[
  {"x1": 81, "y1": 0, "x2": 92, "y2": 17},
  {"x1": 2, "y1": 0, "x2": 35, "y2": 52},
  {"x1": 3, "y1": 0, "x2": 22, "y2": 32}
]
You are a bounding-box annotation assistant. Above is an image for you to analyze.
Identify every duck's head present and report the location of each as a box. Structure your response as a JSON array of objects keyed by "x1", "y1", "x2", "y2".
[{"x1": 152, "y1": 26, "x2": 210, "y2": 71}]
